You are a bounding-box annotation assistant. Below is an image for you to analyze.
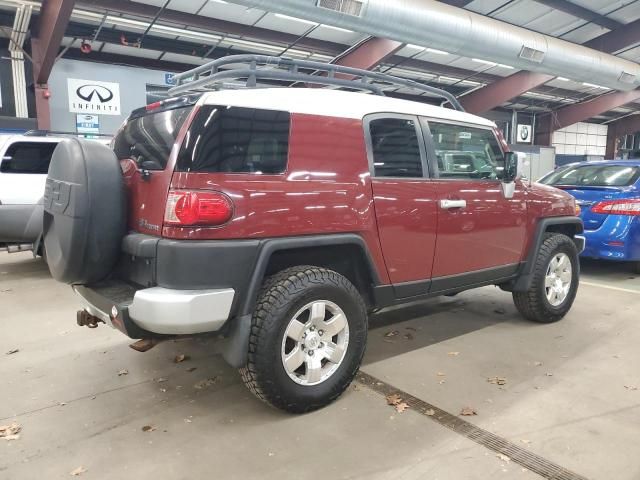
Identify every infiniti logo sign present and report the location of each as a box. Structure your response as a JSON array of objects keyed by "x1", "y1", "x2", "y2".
[
  {"x1": 68, "y1": 78, "x2": 121, "y2": 116},
  {"x1": 76, "y1": 85, "x2": 114, "y2": 103}
]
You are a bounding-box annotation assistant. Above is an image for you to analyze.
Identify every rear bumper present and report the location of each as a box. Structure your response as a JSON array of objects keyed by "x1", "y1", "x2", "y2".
[
  {"x1": 74, "y1": 233, "x2": 260, "y2": 337},
  {"x1": 74, "y1": 282, "x2": 235, "y2": 336},
  {"x1": 580, "y1": 215, "x2": 640, "y2": 261}
]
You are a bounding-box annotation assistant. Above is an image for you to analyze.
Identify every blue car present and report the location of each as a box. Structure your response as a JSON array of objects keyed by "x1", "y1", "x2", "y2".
[{"x1": 539, "y1": 160, "x2": 640, "y2": 273}]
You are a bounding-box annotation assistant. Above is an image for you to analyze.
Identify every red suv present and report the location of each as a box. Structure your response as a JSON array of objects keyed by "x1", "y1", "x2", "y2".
[{"x1": 43, "y1": 56, "x2": 584, "y2": 413}]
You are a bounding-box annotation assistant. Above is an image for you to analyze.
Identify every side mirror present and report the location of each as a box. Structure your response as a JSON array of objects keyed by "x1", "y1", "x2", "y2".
[{"x1": 502, "y1": 152, "x2": 519, "y2": 183}]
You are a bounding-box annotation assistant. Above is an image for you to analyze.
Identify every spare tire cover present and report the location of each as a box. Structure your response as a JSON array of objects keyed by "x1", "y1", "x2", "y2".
[{"x1": 43, "y1": 138, "x2": 126, "y2": 285}]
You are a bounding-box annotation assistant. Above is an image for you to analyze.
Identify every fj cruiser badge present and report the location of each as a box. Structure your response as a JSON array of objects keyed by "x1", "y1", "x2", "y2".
[{"x1": 138, "y1": 219, "x2": 161, "y2": 232}]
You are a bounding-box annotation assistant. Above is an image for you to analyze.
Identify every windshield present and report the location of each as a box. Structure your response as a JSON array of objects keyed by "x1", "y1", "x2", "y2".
[{"x1": 541, "y1": 164, "x2": 640, "y2": 187}]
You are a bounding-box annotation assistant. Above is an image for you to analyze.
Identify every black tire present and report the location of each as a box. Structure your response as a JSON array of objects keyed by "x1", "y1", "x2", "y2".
[
  {"x1": 513, "y1": 233, "x2": 579, "y2": 323},
  {"x1": 240, "y1": 266, "x2": 368, "y2": 413},
  {"x1": 43, "y1": 139, "x2": 126, "y2": 285}
]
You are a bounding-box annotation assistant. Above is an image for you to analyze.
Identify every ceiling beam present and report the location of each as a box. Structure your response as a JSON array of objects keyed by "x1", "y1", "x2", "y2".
[
  {"x1": 536, "y1": 88, "x2": 640, "y2": 144},
  {"x1": 77, "y1": 0, "x2": 345, "y2": 55},
  {"x1": 459, "y1": 71, "x2": 555, "y2": 114},
  {"x1": 32, "y1": 0, "x2": 76, "y2": 84},
  {"x1": 332, "y1": 37, "x2": 403, "y2": 70},
  {"x1": 533, "y1": 0, "x2": 623, "y2": 30},
  {"x1": 584, "y1": 18, "x2": 640, "y2": 53}
]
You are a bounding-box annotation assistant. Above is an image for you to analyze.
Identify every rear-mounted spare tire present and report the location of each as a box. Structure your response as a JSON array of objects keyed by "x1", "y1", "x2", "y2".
[{"x1": 43, "y1": 138, "x2": 126, "y2": 285}]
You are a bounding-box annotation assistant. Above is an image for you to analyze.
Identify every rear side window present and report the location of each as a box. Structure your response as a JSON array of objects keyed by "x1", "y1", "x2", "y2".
[
  {"x1": 113, "y1": 106, "x2": 191, "y2": 170},
  {"x1": 177, "y1": 106, "x2": 290, "y2": 174},
  {"x1": 428, "y1": 122, "x2": 504, "y2": 180},
  {"x1": 0, "y1": 142, "x2": 58, "y2": 174},
  {"x1": 541, "y1": 164, "x2": 640, "y2": 187},
  {"x1": 368, "y1": 117, "x2": 424, "y2": 178}
]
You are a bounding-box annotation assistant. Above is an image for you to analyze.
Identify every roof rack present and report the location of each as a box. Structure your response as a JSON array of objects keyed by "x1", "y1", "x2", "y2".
[{"x1": 168, "y1": 55, "x2": 464, "y2": 112}]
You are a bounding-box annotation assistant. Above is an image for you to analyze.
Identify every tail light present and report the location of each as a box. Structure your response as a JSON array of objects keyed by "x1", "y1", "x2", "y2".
[
  {"x1": 164, "y1": 190, "x2": 233, "y2": 226},
  {"x1": 591, "y1": 199, "x2": 640, "y2": 216}
]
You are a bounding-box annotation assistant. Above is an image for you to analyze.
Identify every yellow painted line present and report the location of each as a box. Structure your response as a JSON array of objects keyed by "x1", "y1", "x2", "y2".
[{"x1": 581, "y1": 280, "x2": 640, "y2": 295}]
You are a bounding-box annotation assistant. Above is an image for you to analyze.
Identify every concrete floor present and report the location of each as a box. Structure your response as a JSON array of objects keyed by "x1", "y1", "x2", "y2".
[{"x1": 1, "y1": 253, "x2": 639, "y2": 480}]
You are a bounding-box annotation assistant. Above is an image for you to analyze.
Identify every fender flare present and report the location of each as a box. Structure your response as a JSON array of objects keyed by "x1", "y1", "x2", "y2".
[
  {"x1": 222, "y1": 233, "x2": 381, "y2": 368},
  {"x1": 511, "y1": 216, "x2": 584, "y2": 292}
]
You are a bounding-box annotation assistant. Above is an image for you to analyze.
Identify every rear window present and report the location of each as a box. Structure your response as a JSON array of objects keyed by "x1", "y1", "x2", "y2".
[
  {"x1": 113, "y1": 106, "x2": 191, "y2": 169},
  {"x1": 0, "y1": 142, "x2": 58, "y2": 174},
  {"x1": 177, "y1": 106, "x2": 290, "y2": 174},
  {"x1": 541, "y1": 164, "x2": 640, "y2": 187}
]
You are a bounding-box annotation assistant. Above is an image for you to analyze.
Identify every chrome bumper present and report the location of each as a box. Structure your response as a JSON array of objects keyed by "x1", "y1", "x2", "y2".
[{"x1": 74, "y1": 284, "x2": 235, "y2": 335}]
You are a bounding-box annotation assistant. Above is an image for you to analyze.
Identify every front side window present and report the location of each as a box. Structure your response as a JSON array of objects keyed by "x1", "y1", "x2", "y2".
[
  {"x1": 177, "y1": 106, "x2": 290, "y2": 174},
  {"x1": 369, "y1": 117, "x2": 424, "y2": 178},
  {"x1": 428, "y1": 122, "x2": 505, "y2": 180},
  {"x1": 0, "y1": 142, "x2": 58, "y2": 174}
]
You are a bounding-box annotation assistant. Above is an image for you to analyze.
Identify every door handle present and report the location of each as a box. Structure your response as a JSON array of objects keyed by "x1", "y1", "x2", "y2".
[{"x1": 440, "y1": 199, "x2": 467, "y2": 210}]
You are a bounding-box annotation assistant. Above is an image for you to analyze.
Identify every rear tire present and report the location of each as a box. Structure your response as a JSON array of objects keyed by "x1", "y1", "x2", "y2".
[
  {"x1": 513, "y1": 233, "x2": 579, "y2": 323},
  {"x1": 240, "y1": 266, "x2": 367, "y2": 413}
]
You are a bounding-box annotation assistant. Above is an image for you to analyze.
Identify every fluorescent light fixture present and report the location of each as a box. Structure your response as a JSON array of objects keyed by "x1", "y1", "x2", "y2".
[
  {"x1": 582, "y1": 82, "x2": 609, "y2": 89},
  {"x1": 275, "y1": 13, "x2": 318, "y2": 26},
  {"x1": 471, "y1": 58, "x2": 513, "y2": 69},
  {"x1": 425, "y1": 48, "x2": 449, "y2": 55},
  {"x1": 321, "y1": 25, "x2": 354, "y2": 33},
  {"x1": 556, "y1": 77, "x2": 569, "y2": 81},
  {"x1": 209, "y1": 0, "x2": 229, "y2": 3},
  {"x1": 406, "y1": 44, "x2": 425, "y2": 50}
]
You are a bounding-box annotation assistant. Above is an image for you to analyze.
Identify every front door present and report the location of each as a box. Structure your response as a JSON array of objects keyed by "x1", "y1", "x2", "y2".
[
  {"x1": 367, "y1": 115, "x2": 438, "y2": 298},
  {"x1": 422, "y1": 119, "x2": 528, "y2": 289}
]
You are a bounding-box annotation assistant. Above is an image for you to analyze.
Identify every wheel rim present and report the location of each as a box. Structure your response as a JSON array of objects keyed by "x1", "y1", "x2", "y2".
[
  {"x1": 545, "y1": 253, "x2": 572, "y2": 307},
  {"x1": 281, "y1": 300, "x2": 350, "y2": 386}
]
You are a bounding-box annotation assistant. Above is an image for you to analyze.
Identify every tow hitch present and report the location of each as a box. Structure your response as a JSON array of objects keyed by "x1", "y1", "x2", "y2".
[{"x1": 76, "y1": 310, "x2": 105, "y2": 328}]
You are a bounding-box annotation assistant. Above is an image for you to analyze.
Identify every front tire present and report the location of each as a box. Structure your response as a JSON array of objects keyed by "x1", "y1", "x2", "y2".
[
  {"x1": 513, "y1": 233, "x2": 579, "y2": 323},
  {"x1": 240, "y1": 266, "x2": 368, "y2": 413}
]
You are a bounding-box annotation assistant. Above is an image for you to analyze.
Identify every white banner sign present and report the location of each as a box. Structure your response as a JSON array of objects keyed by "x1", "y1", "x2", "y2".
[{"x1": 67, "y1": 79, "x2": 121, "y2": 116}]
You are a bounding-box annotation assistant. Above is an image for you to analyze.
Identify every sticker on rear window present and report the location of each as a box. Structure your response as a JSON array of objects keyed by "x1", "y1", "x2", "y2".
[{"x1": 458, "y1": 132, "x2": 472, "y2": 139}]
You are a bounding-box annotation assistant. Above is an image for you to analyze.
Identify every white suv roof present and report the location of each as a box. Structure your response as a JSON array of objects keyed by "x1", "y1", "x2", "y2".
[{"x1": 199, "y1": 88, "x2": 496, "y2": 128}]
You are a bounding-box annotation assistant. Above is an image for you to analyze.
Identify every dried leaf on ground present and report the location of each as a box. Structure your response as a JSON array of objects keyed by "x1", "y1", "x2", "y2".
[
  {"x1": 70, "y1": 466, "x2": 87, "y2": 476},
  {"x1": 141, "y1": 425, "x2": 156, "y2": 432},
  {"x1": 0, "y1": 423, "x2": 21, "y2": 439},
  {"x1": 174, "y1": 354, "x2": 189, "y2": 363},
  {"x1": 487, "y1": 376, "x2": 507, "y2": 386},
  {"x1": 460, "y1": 406, "x2": 477, "y2": 416},
  {"x1": 493, "y1": 308, "x2": 506, "y2": 315},
  {"x1": 155, "y1": 377, "x2": 167, "y2": 383},
  {"x1": 437, "y1": 372, "x2": 446, "y2": 377},
  {"x1": 624, "y1": 385, "x2": 638, "y2": 391},
  {"x1": 404, "y1": 333, "x2": 414, "y2": 341},
  {"x1": 5, "y1": 349, "x2": 19, "y2": 355},
  {"x1": 386, "y1": 394, "x2": 402, "y2": 406},
  {"x1": 395, "y1": 402, "x2": 409, "y2": 413},
  {"x1": 384, "y1": 330, "x2": 400, "y2": 338},
  {"x1": 194, "y1": 377, "x2": 219, "y2": 390},
  {"x1": 117, "y1": 369, "x2": 129, "y2": 376},
  {"x1": 186, "y1": 367, "x2": 197, "y2": 373},
  {"x1": 545, "y1": 373, "x2": 554, "y2": 377},
  {"x1": 448, "y1": 351, "x2": 460, "y2": 356},
  {"x1": 406, "y1": 326, "x2": 418, "y2": 332},
  {"x1": 496, "y1": 453, "x2": 511, "y2": 463},
  {"x1": 534, "y1": 361, "x2": 543, "y2": 367},
  {"x1": 424, "y1": 408, "x2": 436, "y2": 416}
]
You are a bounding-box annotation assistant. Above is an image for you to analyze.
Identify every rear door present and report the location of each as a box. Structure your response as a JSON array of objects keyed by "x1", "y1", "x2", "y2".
[
  {"x1": 112, "y1": 105, "x2": 193, "y2": 236},
  {"x1": 422, "y1": 119, "x2": 528, "y2": 287},
  {"x1": 0, "y1": 138, "x2": 59, "y2": 204},
  {"x1": 367, "y1": 114, "x2": 438, "y2": 298}
]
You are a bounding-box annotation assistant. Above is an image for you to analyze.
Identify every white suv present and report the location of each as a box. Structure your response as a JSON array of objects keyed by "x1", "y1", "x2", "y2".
[{"x1": 0, "y1": 135, "x2": 63, "y2": 254}]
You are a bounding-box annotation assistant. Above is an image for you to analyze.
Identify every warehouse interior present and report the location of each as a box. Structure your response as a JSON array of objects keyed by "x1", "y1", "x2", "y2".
[{"x1": 1, "y1": 1, "x2": 640, "y2": 479}]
